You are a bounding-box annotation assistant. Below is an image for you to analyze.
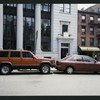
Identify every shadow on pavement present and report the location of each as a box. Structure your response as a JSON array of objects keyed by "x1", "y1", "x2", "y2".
[
  {"x1": 53, "y1": 70, "x2": 100, "y2": 75},
  {"x1": 1, "y1": 69, "x2": 100, "y2": 75},
  {"x1": 0, "y1": 70, "x2": 53, "y2": 76}
]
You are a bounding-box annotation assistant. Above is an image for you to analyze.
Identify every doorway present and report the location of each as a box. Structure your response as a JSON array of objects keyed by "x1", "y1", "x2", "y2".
[
  {"x1": 60, "y1": 43, "x2": 70, "y2": 59},
  {"x1": 61, "y1": 48, "x2": 69, "y2": 59}
]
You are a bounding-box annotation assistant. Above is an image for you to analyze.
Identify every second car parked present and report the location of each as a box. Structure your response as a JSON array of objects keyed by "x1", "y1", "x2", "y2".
[{"x1": 55, "y1": 54, "x2": 100, "y2": 74}]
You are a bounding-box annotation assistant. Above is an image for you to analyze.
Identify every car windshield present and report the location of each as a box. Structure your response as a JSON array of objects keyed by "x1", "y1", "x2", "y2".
[{"x1": 61, "y1": 55, "x2": 75, "y2": 60}]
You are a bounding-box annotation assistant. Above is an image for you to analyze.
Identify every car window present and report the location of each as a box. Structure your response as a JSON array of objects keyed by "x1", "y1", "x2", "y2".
[
  {"x1": 83, "y1": 56, "x2": 96, "y2": 62},
  {"x1": 87, "y1": 56, "x2": 96, "y2": 62},
  {"x1": 62, "y1": 55, "x2": 73, "y2": 60},
  {"x1": 73, "y1": 55, "x2": 83, "y2": 61},
  {"x1": 22, "y1": 52, "x2": 33, "y2": 58},
  {"x1": 10, "y1": 51, "x2": 20, "y2": 58},
  {"x1": 67, "y1": 55, "x2": 83, "y2": 61},
  {"x1": 0, "y1": 51, "x2": 8, "y2": 57}
]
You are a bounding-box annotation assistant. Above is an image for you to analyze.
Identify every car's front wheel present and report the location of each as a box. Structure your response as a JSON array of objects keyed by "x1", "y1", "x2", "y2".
[
  {"x1": 0, "y1": 64, "x2": 11, "y2": 75},
  {"x1": 65, "y1": 66, "x2": 74, "y2": 74},
  {"x1": 40, "y1": 64, "x2": 50, "y2": 74}
]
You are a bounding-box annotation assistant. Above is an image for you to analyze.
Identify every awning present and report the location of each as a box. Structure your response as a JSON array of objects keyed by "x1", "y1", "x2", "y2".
[{"x1": 79, "y1": 47, "x2": 100, "y2": 51}]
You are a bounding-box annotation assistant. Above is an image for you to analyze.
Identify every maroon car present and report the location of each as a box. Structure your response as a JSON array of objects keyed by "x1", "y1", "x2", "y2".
[{"x1": 55, "y1": 55, "x2": 100, "y2": 74}]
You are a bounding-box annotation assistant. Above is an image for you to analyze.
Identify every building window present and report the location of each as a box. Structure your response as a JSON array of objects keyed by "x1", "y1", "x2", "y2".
[
  {"x1": 65, "y1": 4, "x2": 71, "y2": 13},
  {"x1": 23, "y1": 17, "x2": 35, "y2": 52},
  {"x1": 62, "y1": 25, "x2": 68, "y2": 32},
  {"x1": 62, "y1": 25, "x2": 68, "y2": 35},
  {"x1": 13, "y1": 4, "x2": 16, "y2": 7},
  {"x1": 81, "y1": 37, "x2": 86, "y2": 46},
  {"x1": 59, "y1": 4, "x2": 71, "y2": 13},
  {"x1": 90, "y1": 27, "x2": 94, "y2": 35},
  {"x1": 98, "y1": 17, "x2": 100, "y2": 22},
  {"x1": 81, "y1": 15, "x2": 86, "y2": 23},
  {"x1": 3, "y1": 15, "x2": 17, "y2": 49},
  {"x1": 98, "y1": 39, "x2": 100, "y2": 47},
  {"x1": 97, "y1": 27, "x2": 100, "y2": 35},
  {"x1": 90, "y1": 38, "x2": 94, "y2": 46},
  {"x1": 6, "y1": 4, "x2": 16, "y2": 7},
  {"x1": 23, "y1": 4, "x2": 34, "y2": 9},
  {"x1": 41, "y1": 4, "x2": 50, "y2": 12},
  {"x1": 61, "y1": 43, "x2": 69, "y2": 47},
  {"x1": 41, "y1": 19, "x2": 51, "y2": 51},
  {"x1": 26, "y1": 4, "x2": 31, "y2": 9},
  {"x1": 59, "y1": 4, "x2": 64, "y2": 12},
  {"x1": 90, "y1": 16, "x2": 94, "y2": 23},
  {"x1": 81, "y1": 26, "x2": 86, "y2": 35},
  {"x1": 3, "y1": 4, "x2": 35, "y2": 51},
  {"x1": 41, "y1": 3, "x2": 51, "y2": 52}
]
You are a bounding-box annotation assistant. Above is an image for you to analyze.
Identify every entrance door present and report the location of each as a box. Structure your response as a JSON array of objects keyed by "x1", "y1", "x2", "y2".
[
  {"x1": 61, "y1": 48, "x2": 68, "y2": 59},
  {"x1": 61, "y1": 43, "x2": 69, "y2": 59}
]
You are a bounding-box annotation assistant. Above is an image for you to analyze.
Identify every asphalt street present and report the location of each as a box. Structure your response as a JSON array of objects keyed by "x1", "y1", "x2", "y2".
[{"x1": 0, "y1": 69, "x2": 100, "y2": 96}]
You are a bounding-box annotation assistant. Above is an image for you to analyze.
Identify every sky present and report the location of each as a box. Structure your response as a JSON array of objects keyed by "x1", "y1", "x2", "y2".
[{"x1": 78, "y1": 4, "x2": 96, "y2": 10}]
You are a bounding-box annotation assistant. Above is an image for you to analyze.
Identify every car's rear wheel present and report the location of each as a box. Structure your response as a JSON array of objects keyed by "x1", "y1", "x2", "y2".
[
  {"x1": 0, "y1": 64, "x2": 11, "y2": 75},
  {"x1": 40, "y1": 64, "x2": 50, "y2": 74},
  {"x1": 65, "y1": 66, "x2": 74, "y2": 74}
]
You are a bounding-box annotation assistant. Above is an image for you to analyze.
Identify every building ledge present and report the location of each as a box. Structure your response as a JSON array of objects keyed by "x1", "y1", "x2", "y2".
[{"x1": 57, "y1": 36, "x2": 74, "y2": 40}]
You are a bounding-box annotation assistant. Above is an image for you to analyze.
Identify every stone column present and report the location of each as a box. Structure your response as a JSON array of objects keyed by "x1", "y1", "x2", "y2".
[
  {"x1": 35, "y1": 4, "x2": 41, "y2": 53},
  {"x1": 0, "y1": 4, "x2": 3, "y2": 50},
  {"x1": 16, "y1": 4, "x2": 23, "y2": 50},
  {"x1": 51, "y1": 4, "x2": 54, "y2": 52}
]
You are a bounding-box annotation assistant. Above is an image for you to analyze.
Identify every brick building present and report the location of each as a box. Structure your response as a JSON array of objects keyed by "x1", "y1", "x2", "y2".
[{"x1": 78, "y1": 4, "x2": 100, "y2": 58}]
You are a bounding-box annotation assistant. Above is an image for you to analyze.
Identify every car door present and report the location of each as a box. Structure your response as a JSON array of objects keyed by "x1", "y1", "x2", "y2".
[
  {"x1": 82, "y1": 56, "x2": 97, "y2": 71},
  {"x1": 94, "y1": 61, "x2": 100, "y2": 71},
  {"x1": 9, "y1": 51, "x2": 22, "y2": 68},
  {"x1": 21, "y1": 51, "x2": 38, "y2": 69},
  {"x1": 72, "y1": 55, "x2": 86, "y2": 71}
]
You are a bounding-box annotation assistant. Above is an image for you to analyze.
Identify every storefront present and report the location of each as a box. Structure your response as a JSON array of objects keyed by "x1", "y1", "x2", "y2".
[{"x1": 78, "y1": 46, "x2": 100, "y2": 60}]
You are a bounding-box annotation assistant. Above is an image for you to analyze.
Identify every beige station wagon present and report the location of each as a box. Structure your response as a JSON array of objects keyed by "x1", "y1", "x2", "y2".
[{"x1": 0, "y1": 50, "x2": 55, "y2": 75}]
